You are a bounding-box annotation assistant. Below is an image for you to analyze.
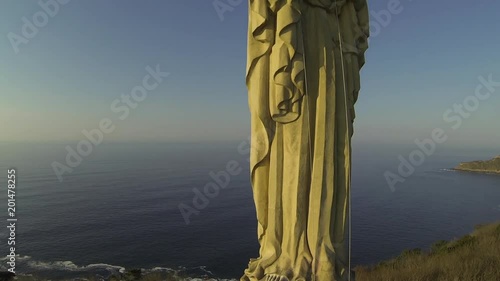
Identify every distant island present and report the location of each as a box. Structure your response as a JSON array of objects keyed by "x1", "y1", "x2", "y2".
[{"x1": 454, "y1": 155, "x2": 500, "y2": 174}]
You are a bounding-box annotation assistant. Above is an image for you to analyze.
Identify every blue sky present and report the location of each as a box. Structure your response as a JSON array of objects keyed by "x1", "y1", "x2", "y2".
[{"x1": 1, "y1": 0, "x2": 499, "y2": 149}]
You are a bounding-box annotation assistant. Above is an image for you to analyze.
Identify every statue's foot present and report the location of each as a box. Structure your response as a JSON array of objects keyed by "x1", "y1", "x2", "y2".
[{"x1": 265, "y1": 274, "x2": 289, "y2": 281}]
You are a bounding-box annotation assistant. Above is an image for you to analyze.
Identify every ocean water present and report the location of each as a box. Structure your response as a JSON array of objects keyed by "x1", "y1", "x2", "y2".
[{"x1": 0, "y1": 142, "x2": 498, "y2": 279}]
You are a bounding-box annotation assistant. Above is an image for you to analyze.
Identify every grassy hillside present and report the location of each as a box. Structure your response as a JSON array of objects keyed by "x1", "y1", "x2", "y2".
[
  {"x1": 455, "y1": 156, "x2": 500, "y2": 174},
  {"x1": 355, "y1": 222, "x2": 500, "y2": 281}
]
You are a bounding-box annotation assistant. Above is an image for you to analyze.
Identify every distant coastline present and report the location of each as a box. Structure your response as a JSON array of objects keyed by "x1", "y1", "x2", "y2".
[{"x1": 454, "y1": 155, "x2": 500, "y2": 175}]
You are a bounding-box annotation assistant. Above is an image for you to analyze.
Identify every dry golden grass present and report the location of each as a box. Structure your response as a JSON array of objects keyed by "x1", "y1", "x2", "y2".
[{"x1": 355, "y1": 222, "x2": 500, "y2": 281}]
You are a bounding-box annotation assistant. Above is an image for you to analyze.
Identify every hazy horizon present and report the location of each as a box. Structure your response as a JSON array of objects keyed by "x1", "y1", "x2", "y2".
[
  {"x1": 1, "y1": 1, "x2": 499, "y2": 148},
  {"x1": 1, "y1": 2, "x2": 499, "y2": 279}
]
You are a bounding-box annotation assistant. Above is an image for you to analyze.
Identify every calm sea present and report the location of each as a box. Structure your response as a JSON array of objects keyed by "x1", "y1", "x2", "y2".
[{"x1": 0, "y1": 142, "x2": 498, "y2": 279}]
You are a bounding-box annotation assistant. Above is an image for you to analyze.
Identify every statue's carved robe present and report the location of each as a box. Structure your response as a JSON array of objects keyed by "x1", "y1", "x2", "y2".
[{"x1": 242, "y1": 0, "x2": 369, "y2": 280}]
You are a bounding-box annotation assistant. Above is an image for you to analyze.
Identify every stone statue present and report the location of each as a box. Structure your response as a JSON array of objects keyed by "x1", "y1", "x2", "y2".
[{"x1": 242, "y1": 0, "x2": 369, "y2": 280}]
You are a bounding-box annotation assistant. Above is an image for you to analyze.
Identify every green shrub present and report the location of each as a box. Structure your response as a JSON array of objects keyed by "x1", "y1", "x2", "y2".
[
  {"x1": 123, "y1": 269, "x2": 142, "y2": 281},
  {"x1": 399, "y1": 248, "x2": 422, "y2": 258},
  {"x1": 495, "y1": 224, "x2": 500, "y2": 237},
  {"x1": 448, "y1": 234, "x2": 477, "y2": 251},
  {"x1": 430, "y1": 240, "x2": 449, "y2": 254}
]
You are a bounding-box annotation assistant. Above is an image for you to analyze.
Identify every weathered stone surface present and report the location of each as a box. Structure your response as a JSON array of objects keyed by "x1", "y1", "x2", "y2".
[{"x1": 242, "y1": 1, "x2": 369, "y2": 280}]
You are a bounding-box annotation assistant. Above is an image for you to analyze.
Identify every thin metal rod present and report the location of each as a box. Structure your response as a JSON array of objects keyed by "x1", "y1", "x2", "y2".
[{"x1": 334, "y1": 3, "x2": 353, "y2": 281}]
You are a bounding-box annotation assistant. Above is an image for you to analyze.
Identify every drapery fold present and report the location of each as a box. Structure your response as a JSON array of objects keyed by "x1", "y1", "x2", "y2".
[{"x1": 244, "y1": 1, "x2": 369, "y2": 280}]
